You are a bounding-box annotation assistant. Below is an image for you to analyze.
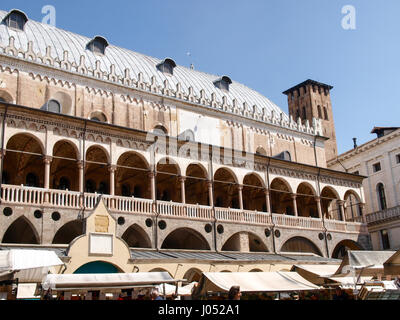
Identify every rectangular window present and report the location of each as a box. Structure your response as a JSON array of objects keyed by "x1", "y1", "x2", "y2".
[
  {"x1": 373, "y1": 162, "x2": 381, "y2": 173},
  {"x1": 396, "y1": 154, "x2": 400, "y2": 164},
  {"x1": 380, "y1": 230, "x2": 390, "y2": 250}
]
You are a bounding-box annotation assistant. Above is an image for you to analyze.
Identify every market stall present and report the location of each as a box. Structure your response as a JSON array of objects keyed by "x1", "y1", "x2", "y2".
[
  {"x1": 383, "y1": 250, "x2": 400, "y2": 276},
  {"x1": 193, "y1": 271, "x2": 320, "y2": 298},
  {"x1": 0, "y1": 249, "x2": 64, "y2": 300},
  {"x1": 41, "y1": 272, "x2": 184, "y2": 300}
]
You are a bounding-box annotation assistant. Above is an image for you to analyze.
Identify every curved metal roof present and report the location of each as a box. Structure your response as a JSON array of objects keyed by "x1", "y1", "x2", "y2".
[{"x1": 0, "y1": 10, "x2": 290, "y2": 122}]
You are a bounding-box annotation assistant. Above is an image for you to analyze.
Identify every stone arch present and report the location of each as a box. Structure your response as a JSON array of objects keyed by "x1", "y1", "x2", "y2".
[
  {"x1": 116, "y1": 151, "x2": 150, "y2": 199},
  {"x1": 221, "y1": 232, "x2": 269, "y2": 252},
  {"x1": 214, "y1": 168, "x2": 239, "y2": 208},
  {"x1": 0, "y1": 90, "x2": 14, "y2": 103},
  {"x1": 89, "y1": 110, "x2": 108, "y2": 123},
  {"x1": 51, "y1": 90, "x2": 73, "y2": 115},
  {"x1": 331, "y1": 239, "x2": 363, "y2": 259},
  {"x1": 85, "y1": 145, "x2": 110, "y2": 194},
  {"x1": 249, "y1": 269, "x2": 263, "y2": 272},
  {"x1": 320, "y1": 186, "x2": 341, "y2": 220},
  {"x1": 256, "y1": 147, "x2": 267, "y2": 156},
  {"x1": 74, "y1": 261, "x2": 123, "y2": 274},
  {"x1": 156, "y1": 158, "x2": 182, "y2": 202},
  {"x1": 161, "y1": 228, "x2": 211, "y2": 250},
  {"x1": 52, "y1": 220, "x2": 84, "y2": 244},
  {"x1": 280, "y1": 236, "x2": 322, "y2": 256},
  {"x1": 270, "y1": 177, "x2": 293, "y2": 215},
  {"x1": 4, "y1": 133, "x2": 45, "y2": 187},
  {"x1": 242, "y1": 173, "x2": 266, "y2": 212},
  {"x1": 121, "y1": 224, "x2": 152, "y2": 248},
  {"x1": 183, "y1": 268, "x2": 203, "y2": 283},
  {"x1": 2, "y1": 216, "x2": 40, "y2": 244},
  {"x1": 185, "y1": 163, "x2": 209, "y2": 205},
  {"x1": 51, "y1": 140, "x2": 79, "y2": 191},
  {"x1": 153, "y1": 124, "x2": 168, "y2": 136},
  {"x1": 296, "y1": 182, "x2": 318, "y2": 218}
]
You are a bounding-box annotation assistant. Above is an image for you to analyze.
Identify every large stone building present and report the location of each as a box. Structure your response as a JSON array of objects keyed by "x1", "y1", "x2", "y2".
[
  {"x1": 0, "y1": 9, "x2": 370, "y2": 279},
  {"x1": 328, "y1": 127, "x2": 400, "y2": 251}
]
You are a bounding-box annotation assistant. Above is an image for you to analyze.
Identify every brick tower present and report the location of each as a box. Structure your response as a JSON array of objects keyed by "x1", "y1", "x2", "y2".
[{"x1": 283, "y1": 79, "x2": 338, "y2": 162}]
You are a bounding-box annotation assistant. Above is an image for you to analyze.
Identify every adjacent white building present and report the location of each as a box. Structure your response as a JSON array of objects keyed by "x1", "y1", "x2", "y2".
[{"x1": 328, "y1": 127, "x2": 400, "y2": 250}]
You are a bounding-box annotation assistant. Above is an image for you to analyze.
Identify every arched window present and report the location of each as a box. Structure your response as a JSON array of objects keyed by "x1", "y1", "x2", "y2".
[
  {"x1": 0, "y1": 97, "x2": 5, "y2": 103},
  {"x1": 4, "y1": 10, "x2": 28, "y2": 31},
  {"x1": 90, "y1": 112, "x2": 107, "y2": 123},
  {"x1": 47, "y1": 99, "x2": 61, "y2": 113},
  {"x1": 256, "y1": 147, "x2": 267, "y2": 156},
  {"x1": 323, "y1": 107, "x2": 329, "y2": 120},
  {"x1": 274, "y1": 151, "x2": 291, "y2": 162},
  {"x1": 377, "y1": 183, "x2": 387, "y2": 210},
  {"x1": 86, "y1": 36, "x2": 109, "y2": 55},
  {"x1": 317, "y1": 105, "x2": 322, "y2": 119},
  {"x1": 153, "y1": 125, "x2": 168, "y2": 136}
]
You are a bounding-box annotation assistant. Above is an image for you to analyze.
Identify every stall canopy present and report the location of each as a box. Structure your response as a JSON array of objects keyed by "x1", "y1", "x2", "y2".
[
  {"x1": 157, "y1": 282, "x2": 197, "y2": 296},
  {"x1": 334, "y1": 251, "x2": 396, "y2": 277},
  {"x1": 42, "y1": 272, "x2": 181, "y2": 291},
  {"x1": 291, "y1": 264, "x2": 340, "y2": 285},
  {"x1": 194, "y1": 272, "x2": 320, "y2": 296},
  {"x1": 327, "y1": 275, "x2": 373, "y2": 289},
  {"x1": 0, "y1": 249, "x2": 64, "y2": 283},
  {"x1": 383, "y1": 250, "x2": 400, "y2": 276}
]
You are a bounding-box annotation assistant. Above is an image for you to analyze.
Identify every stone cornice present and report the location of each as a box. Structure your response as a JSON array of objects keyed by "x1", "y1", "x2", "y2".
[{"x1": 328, "y1": 129, "x2": 400, "y2": 166}]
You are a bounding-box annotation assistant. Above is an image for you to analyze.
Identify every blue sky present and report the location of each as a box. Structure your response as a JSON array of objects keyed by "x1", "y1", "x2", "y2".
[{"x1": 1, "y1": 0, "x2": 399, "y2": 154}]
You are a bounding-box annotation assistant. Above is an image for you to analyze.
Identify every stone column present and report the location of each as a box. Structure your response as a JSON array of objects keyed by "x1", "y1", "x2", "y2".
[
  {"x1": 264, "y1": 189, "x2": 271, "y2": 213},
  {"x1": 207, "y1": 180, "x2": 214, "y2": 207},
  {"x1": 43, "y1": 156, "x2": 52, "y2": 190},
  {"x1": 108, "y1": 165, "x2": 117, "y2": 196},
  {"x1": 77, "y1": 161, "x2": 84, "y2": 193},
  {"x1": 148, "y1": 172, "x2": 156, "y2": 201},
  {"x1": 179, "y1": 176, "x2": 186, "y2": 204},
  {"x1": 338, "y1": 200, "x2": 346, "y2": 222},
  {"x1": 238, "y1": 185, "x2": 244, "y2": 210},
  {"x1": 291, "y1": 193, "x2": 298, "y2": 217},
  {"x1": 315, "y1": 196, "x2": 323, "y2": 219},
  {"x1": 43, "y1": 156, "x2": 52, "y2": 203}
]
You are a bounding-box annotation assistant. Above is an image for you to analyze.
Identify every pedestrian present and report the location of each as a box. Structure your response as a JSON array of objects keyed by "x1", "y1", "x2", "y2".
[
  {"x1": 228, "y1": 286, "x2": 241, "y2": 300},
  {"x1": 150, "y1": 288, "x2": 164, "y2": 300}
]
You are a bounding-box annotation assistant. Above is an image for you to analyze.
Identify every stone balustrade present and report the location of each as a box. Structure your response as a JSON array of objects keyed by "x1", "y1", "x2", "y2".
[
  {"x1": 215, "y1": 208, "x2": 272, "y2": 226},
  {"x1": 0, "y1": 184, "x2": 366, "y2": 233},
  {"x1": 272, "y1": 214, "x2": 324, "y2": 230},
  {"x1": 366, "y1": 205, "x2": 400, "y2": 224}
]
